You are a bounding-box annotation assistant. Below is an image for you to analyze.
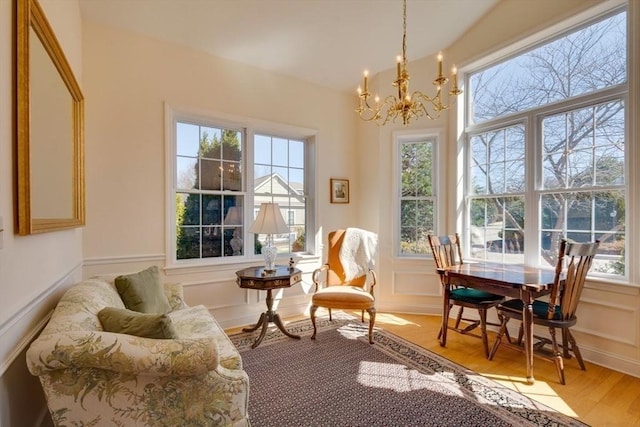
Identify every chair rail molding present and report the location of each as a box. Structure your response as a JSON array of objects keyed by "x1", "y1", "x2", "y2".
[{"x1": 0, "y1": 262, "x2": 81, "y2": 376}]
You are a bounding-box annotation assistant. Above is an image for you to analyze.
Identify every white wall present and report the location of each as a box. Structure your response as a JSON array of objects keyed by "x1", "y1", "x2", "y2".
[
  {"x1": 0, "y1": 1, "x2": 84, "y2": 426},
  {"x1": 80, "y1": 20, "x2": 360, "y2": 328}
]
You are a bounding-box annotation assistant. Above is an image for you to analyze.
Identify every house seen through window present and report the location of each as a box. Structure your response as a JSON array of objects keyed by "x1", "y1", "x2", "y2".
[{"x1": 172, "y1": 120, "x2": 308, "y2": 262}]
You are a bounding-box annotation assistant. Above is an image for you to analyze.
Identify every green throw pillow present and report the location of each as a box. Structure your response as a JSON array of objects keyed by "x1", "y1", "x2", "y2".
[
  {"x1": 98, "y1": 307, "x2": 177, "y2": 339},
  {"x1": 114, "y1": 266, "x2": 172, "y2": 314}
]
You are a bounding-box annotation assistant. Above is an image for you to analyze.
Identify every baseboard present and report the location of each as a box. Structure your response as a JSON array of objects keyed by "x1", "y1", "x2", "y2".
[
  {"x1": 217, "y1": 301, "x2": 309, "y2": 330},
  {"x1": 580, "y1": 345, "x2": 640, "y2": 378}
]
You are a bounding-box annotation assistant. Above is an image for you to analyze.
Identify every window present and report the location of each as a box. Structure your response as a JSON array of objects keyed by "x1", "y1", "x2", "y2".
[
  {"x1": 396, "y1": 135, "x2": 436, "y2": 256},
  {"x1": 253, "y1": 134, "x2": 306, "y2": 254},
  {"x1": 469, "y1": 124, "x2": 525, "y2": 263},
  {"x1": 175, "y1": 122, "x2": 243, "y2": 260},
  {"x1": 465, "y1": 8, "x2": 627, "y2": 276},
  {"x1": 168, "y1": 111, "x2": 313, "y2": 265}
]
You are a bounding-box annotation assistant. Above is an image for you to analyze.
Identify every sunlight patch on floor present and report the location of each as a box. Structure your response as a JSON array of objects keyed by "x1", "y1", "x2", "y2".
[
  {"x1": 370, "y1": 312, "x2": 421, "y2": 326},
  {"x1": 337, "y1": 324, "x2": 369, "y2": 340},
  {"x1": 480, "y1": 372, "x2": 579, "y2": 417},
  {"x1": 356, "y1": 361, "x2": 464, "y2": 395}
]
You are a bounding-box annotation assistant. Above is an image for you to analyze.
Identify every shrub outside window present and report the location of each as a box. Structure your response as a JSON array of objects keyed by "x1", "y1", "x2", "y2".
[
  {"x1": 171, "y1": 118, "x2": 310, "y2": 263},
  {"x1": 397, "y1": 137, "x2": 436, "y2": 256}
]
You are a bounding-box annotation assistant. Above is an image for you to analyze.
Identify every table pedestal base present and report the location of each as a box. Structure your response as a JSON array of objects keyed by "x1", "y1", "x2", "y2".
[{"x1": 242, "y1": 288, "x2": 301, "y2": 349}]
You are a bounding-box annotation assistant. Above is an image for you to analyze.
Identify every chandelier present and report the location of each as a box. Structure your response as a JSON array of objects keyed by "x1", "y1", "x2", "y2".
[{"x1": 355, "y1": 0, "x2": 462, "y2": 126}]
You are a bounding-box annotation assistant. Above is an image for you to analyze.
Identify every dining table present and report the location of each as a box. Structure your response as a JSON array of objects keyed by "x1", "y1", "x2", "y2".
[{"x1": 438, "y1": 262, "x2": 559, "y2": 384}]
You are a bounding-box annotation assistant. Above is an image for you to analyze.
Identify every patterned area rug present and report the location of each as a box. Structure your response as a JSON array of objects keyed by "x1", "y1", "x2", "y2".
[{"x1": 229, "y1": 313, "x2": 588, "y2": 427}]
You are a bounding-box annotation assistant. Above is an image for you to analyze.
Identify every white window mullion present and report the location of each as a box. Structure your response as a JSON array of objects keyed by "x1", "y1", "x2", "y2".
[{"x1": 524, "y1": 113, "x2": 539, "y2": 266}]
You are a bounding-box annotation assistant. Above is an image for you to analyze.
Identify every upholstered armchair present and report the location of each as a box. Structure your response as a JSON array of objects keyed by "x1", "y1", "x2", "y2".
[{"x1": 310, "y1": 228, "x2": 378, "y2": 344}]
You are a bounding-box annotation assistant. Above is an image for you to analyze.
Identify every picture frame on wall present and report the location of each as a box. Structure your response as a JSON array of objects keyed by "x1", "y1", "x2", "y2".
[{"x1": 330, "y1": 178, "x2": 349, "y2": 204}]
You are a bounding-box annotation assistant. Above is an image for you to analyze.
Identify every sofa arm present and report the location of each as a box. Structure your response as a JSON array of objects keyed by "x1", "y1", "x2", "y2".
[
  {"x1": 164, "y1": 282, "x2": 188, "y2": 310},
  {"x1": 27, "y1": 331, "x2": 219, "y2": 377}
]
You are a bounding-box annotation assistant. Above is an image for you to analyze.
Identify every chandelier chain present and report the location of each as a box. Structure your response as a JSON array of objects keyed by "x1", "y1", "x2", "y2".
[
  {"x1": 355, "y1": 0, "x2": 462, "y2": 126},
  {"x1": 402, "y1": 0, "x2": 407, "y2": 69}
]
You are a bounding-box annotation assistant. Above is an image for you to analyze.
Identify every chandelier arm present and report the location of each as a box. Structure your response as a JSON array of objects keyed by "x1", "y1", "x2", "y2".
[
  {"x1": 354, "y1": 0, "x2": 461, "y2": 126},
  {"x1": 356, "y1": 94, "x2": 398, "y2": 124},
  {"x1": 412, "y1": 91, "x2": 449, "y2": 112},
  {"x1": 378, "y1": 95, "x2": 404, "y2": 126}
]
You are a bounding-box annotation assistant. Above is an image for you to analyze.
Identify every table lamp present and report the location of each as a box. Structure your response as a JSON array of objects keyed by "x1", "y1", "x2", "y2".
[
  {"x1": 249, "y1": 202, "x2": 289, "y2": 271},
  {"x1": 224, "y1": 206, "x2": 243, "y2": 255}
]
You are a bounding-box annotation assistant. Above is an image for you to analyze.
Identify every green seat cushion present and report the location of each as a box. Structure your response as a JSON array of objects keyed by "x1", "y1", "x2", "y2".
[
  {"x1": 450, "y1": 287, "x2": 503, "y2": 304},
  {"x1": 115, "y1": 266, "x2": 172, "y2": 314},
  {"x1": 98, "y1": 307, "x2": 178, "y2": 339},
  {"x1": 501, "y1": 298, "x2": 563, "y2": 320}
]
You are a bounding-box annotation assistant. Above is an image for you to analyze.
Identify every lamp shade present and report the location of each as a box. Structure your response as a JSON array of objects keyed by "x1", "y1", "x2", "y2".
[
  {"x1": 224, "y1": 206, "x2": 243, "y2": 226},
  {"x1": 249, "y1": 203, "x2": 289, "y2": 235}
]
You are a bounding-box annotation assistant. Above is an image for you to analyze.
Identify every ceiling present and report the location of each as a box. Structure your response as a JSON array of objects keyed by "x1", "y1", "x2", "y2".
[{"x1": 79, "y1": 0, "x2": 498, "y2": 92}]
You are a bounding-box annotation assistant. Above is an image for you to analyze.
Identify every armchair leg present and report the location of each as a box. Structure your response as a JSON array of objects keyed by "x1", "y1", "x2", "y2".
[
  {"x1": 310, "y1": 305, "x2": 318, "y2": 340},
  {"x1": 361, "y1": 310, "x2": 365, "y2": 322},
  {"x1": 329, "y1": 308, "x2": 332, "y2": 321},
  {"x1": 366, "y1": 307, "x2": 376, "y2": 344}
]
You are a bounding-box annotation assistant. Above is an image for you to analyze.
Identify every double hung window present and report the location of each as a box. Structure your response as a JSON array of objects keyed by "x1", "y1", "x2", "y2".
[
  {"x1": 465, "y1": 8, "x2": 627, "y2": 276},
  {"x1": 169, "y1": 113, "x2": 311, "y2": 264},
  {"x1": 396, "y1": 135, "x2": 437, "y2": 256},
  {"x1": 253, "y1": 134, "x2": 307, "y2": 254},
  {"x1": 175, "y1": 122, "x2": 243, "y2": 260}
]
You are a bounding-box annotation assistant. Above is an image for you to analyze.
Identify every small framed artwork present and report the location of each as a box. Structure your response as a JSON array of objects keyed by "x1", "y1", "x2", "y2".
[{"x1": 330, "y1": 178, "x2": 349, "y2": 204}]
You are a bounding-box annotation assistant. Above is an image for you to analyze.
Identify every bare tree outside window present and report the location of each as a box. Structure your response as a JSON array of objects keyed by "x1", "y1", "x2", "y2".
[{"x1": 466, "y1": 10, "x2": 626, "y2": 275}]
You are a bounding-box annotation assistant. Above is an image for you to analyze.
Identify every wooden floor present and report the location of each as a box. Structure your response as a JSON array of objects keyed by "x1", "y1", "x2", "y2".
[{"x1": 229, "y1": 311, "x2": 640, "y2": 427}]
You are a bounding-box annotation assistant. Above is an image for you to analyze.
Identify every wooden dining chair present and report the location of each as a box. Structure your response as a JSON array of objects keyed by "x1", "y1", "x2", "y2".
[
  {"x1": 428, "y1": 233, "x2": 505, "y2": 358},
  {"x1": 488, "y1": 239, "x2": 600, "y2": 384}
]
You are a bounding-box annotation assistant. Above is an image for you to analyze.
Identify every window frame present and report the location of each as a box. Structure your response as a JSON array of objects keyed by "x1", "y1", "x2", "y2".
[
  {"x1": 393, "y1": 130, "x2": 442, "y2": 258},
  {"x1": 461, "y1": 4, "x2": 629, "y2": 280},
  {"x1": 164, "y1": 104, "x2": 317, "y2": 270}
]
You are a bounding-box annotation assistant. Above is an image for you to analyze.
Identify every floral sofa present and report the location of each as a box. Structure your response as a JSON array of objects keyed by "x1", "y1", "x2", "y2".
[{"x1": 26, "y1": 275, "x2": 250, "y2": 426}]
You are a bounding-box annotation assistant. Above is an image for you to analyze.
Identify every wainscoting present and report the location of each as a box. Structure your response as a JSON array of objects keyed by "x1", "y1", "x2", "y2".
[
  {"x1": 0, "y1": 263, "x2": 81, "y2": 427},
  {"x1": 84, "y1": 253, "x2": 639, "y2": 378}
]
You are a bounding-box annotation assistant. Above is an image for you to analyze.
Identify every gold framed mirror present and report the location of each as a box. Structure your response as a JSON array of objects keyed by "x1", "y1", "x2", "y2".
[{"x1": 16, "y1": 0, "x2": 85, "y2": 235}]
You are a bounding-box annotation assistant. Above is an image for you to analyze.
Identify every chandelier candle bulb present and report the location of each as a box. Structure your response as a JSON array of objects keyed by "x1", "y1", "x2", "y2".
[
  {"x1": 354, "y1": 0, "x2": 461, "y2": 125},
  {"x1": 363, "y1": 70, "x2": 369, "y2": 93},
  {"x1": 452, "y1": 66, "x2": 458, "y2": 89}
]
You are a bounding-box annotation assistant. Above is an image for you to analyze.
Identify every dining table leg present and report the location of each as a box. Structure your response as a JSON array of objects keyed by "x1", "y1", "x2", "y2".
[
  {"x1": 440, "y1": 278, "x2": 451, "y2": 347},
  {"x1": 521, "y1": 289, "x2": 535, "y2": 384}
]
